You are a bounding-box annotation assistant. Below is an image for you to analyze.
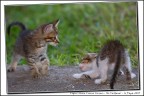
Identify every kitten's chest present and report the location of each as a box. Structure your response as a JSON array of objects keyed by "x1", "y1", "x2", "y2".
[
  {"x1": 35, "y1": 46, "x2": 47, "y2": 54},
  {"x1": 25, "y1": 36, "x2": 47, "y2": 53}
]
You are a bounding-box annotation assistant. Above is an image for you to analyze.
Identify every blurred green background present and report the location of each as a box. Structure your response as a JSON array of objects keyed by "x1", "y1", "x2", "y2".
[{"x1": 5, "y1": 2, "x2": 138, "y2": 67}]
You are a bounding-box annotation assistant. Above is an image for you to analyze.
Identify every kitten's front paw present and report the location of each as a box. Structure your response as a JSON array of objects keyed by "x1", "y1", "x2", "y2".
[
  {"x1": 131, "y1": 73, "x2": 136, "y2": 79},
  {"x1": 40, "y1": 68, "x2": 48, "y2": 76},
  {"x1": 94, "y1": 79, "x2": 102, "y2": 84},
  {"x1": 31, "y1": 69, "x2": 41, "y2": 78},
  {"x1": 73, "y1": 73, "x2": 82, "y2": 79},
  {"x1": 32, "y1": 72, "x2": 41, "y2": 78}
]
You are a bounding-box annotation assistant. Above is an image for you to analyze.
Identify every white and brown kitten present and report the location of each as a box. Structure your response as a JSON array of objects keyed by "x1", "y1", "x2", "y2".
[
  {"x1": 7, "y1": 19, "x2": 60, "y2": 78},
  {"x1": 73, "y1": 40, "x2": 136, "y2": 89}
]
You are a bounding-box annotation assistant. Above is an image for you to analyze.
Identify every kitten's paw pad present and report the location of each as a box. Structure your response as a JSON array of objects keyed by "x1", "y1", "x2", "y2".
[
  {"x1": 131, "y1": 73, "x2": 136, "y2": 79},
  {"x1": 7, "y1": 67, "x2": 16, "y2": 72},
  {"x1": 94, "y1": 79, "x2": 102, "y2": 84},
  {"x1": 73, "y1": 74, "x2": 82, "y2": 79}
]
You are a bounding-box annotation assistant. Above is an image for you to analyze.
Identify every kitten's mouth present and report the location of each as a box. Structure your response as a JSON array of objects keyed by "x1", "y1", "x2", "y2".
[
  {"x1": 80, "y1": 70, "x2": 85, "y2": 72},
  {"x1": 44, "y1": 39, "x2": 50, "y2": 42},
  {"x1": 48, "y1": 42, "x2": 59, "y2": 46},
  {"x1": 79, "y1": 67, "x2": 91, "y2": 72},
  {"x1": 44, "y1": 39, "x2": 59, "y2": 44},
  {"x1": 79, "y1": 68, "x2": 85, "y2": 72}
]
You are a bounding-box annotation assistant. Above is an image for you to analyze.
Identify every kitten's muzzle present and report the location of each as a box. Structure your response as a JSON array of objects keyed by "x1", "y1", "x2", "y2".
[
  {"x1": 44, "y1": 38, "x2": 59, "y2": 44},
  {"x1": 79, "y1": 64, "x2": 85, "y2": 72}
]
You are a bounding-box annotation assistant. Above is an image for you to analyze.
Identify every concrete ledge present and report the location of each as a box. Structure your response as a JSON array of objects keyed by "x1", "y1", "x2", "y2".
[{"x1": 7, "y1": 65, "x2": 139, "y2": 93}]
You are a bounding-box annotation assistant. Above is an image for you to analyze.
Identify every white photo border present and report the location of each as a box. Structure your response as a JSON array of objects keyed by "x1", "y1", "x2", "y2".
[{"x1": 1, "y1": 1, "x2": 143, "y2": 95}]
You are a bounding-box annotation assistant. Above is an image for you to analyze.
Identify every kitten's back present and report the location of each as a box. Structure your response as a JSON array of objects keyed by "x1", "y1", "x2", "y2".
[{"x1": 99, "y1": 40, "x2": 125, "y2": 64}]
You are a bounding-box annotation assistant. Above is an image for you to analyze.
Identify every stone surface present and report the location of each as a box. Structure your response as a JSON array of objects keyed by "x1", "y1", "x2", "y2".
[{"x1": 7, "y1": 65, "x2": 139, "y2": 94}]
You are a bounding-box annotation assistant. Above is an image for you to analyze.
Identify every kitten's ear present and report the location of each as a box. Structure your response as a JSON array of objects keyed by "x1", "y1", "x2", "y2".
[
  {"x1": 93, "y1": 53, "x2": 97, "y2": 58},
  {"x1": 53, "y1": 19, "x2": 60, "y2": 28},
  {"x1": 87, "y1": 53, "x2": 97, "y2": 58},
  {"x1": 43, "y1": 24, "x2": 53, "y2": 33}
]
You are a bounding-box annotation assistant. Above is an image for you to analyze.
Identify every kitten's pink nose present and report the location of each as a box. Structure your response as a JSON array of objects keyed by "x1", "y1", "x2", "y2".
[{"x1": 79, "y1": 64, "x2": 84, "y2": 70}]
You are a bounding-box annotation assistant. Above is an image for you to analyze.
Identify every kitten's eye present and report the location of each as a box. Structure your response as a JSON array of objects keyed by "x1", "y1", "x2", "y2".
[
  {"x1": 82, "y1": 60, "x2": 89, "y2": 64},
  {"x1": 51, "y1": 37, "x2": 56, "y2": 40}
]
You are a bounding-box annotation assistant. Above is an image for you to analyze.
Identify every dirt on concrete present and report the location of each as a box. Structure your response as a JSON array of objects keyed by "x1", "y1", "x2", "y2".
[{"x1": 7, "y1": 65, "x2": 139, "y2": 94}]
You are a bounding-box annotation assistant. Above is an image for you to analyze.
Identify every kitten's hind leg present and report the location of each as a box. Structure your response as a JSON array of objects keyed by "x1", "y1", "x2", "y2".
[
  {"x1": 124, "y1": 64, "x2": 136, "y2": 80},
  {"x1": 124, "y1": 51, "x2": 136, "y2": 80},
  {"x1": 7, "y1": 53, "x2": 21, "y2": 72}
]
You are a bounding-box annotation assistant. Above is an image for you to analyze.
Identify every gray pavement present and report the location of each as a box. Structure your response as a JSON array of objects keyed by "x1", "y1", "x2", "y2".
[{"x1": 7, "y1": 65, "x2": 139, "y2": 94}]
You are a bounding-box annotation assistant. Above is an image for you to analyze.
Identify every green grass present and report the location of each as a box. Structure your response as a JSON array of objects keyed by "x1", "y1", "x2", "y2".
[{"x1": 5, "y1": 2, "x2": 138, "y2": 67}]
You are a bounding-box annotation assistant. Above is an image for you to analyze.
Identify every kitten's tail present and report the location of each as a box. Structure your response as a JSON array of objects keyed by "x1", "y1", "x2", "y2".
[
  {"x1": 7, "y1": 22, "x2": 26, "y2": 35},
  {"x1": 110, "y1": 50, "x2": 122, "y2": 89}
]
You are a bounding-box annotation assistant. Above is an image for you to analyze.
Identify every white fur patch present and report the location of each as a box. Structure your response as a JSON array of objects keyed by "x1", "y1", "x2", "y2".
[
  {"x1": 94, "y1": 79, "x2": 102, "y2": 84},
  {"x1": 56, "y1": 36, "x2": 59, "y2": 42},
  {"x1": 73, "y1": 73, "x2": 82, "y2": 79},
  {"x1": 124, "y1": 50, "x2": 136, "y2": 79},
  {"x1": 49, "y1": 42, "x2": 58, "y2": 46},
  {"x1": 120, "y1": 69, "x2": 124, "y2": 75},
  {"x1": 131, "y1": 73, "x2": 136, "y2": 79},
  {"x1": 73, "y1": 70, "x2": 99, "y2": 79},
  {"x1": 124, "y1": 50, "x2": 132, "y2": 71},
  {"x1": 108, "y1": 63, "x2": 115, "y2": 70}
]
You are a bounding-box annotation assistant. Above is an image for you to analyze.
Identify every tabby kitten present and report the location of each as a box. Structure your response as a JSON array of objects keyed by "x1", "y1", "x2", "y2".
[
  {"x1": 7, "y1": 19, "x2": 60, "y2": 78},
  {"x1": 73, "y1": 40, "x2": 136, "y2": 89}
]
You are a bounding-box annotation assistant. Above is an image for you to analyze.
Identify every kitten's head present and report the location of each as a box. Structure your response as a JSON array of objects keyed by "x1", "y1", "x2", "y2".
[
  {"x1": 79, "y1": 53, "x2": 97, "y2": 71},
  {"x1": 42, "y1": 19, "x2": 60, "y2": 46}
]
